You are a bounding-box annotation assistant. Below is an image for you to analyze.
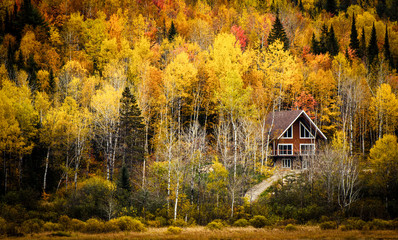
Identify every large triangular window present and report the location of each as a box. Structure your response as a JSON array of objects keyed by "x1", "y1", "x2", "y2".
[
  {"x1": 282, "y1": 126, "x2": 292, "y2": 138},
  {"x1": 300, "y1": 122, "x2": 314, "y2": 139}
]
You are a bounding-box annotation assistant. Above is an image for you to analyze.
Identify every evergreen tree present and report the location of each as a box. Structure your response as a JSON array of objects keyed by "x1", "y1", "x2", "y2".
[
  {"x1": 267, "y1": 13, "x2": 290, "y2": 50},
  {"x1": 168, "y1": 21, "x2": 177, "y2": 41},
  {"x1": 326, "y1": 0, "x2": 337, "y2": 15},
  {"x1": 310, "y1": 33, "x2": 320, "y2": 54},
  {"x1": 48, "y1": 68, "x2": 56, "y2": 96},
  {"x1": 339, "y1": 0, "x2": 350, "y2": 11},
  {"x1": 16, "y1": 0, "x2": 49, "y2": 39},
  {"x1": 117, "y1": 165, "x2": 131, "y2": 192},
  {"x1": 6, "y1": 42, "x2": 16, "y2": 81},
  {"x1": 27, "y1": 54, "x2": 37, "y2": 90},
  {"x1": 376, "y1": 0, "x2": 386, "y2": 18},
  {"x1": 384, "y1": 26, "x2": 394, "y2": 69},
  {"x1": 359, "y1": 27, "x2": 366, "y2": 60},
  {"x1": 119, "y1": 87, "x2": 145, "y2": 171},
  {"x1": 299, "y1": 0, "x2": 304, "y2": 11},
  {"x1": 327, "y1": 25, "x2": 339, "y2": 56},
  {"x1": 17, "y1": 50, "x2": 24, "y2": 70},
  {"x1": 349, "y1": 15, "x2": 360, "y2": 57},
  {"x1": 368, "y1": 23, "x2": 379, "y2": 65},
  {"x1": 319, "y1": 24, "x2": 328, "y2": 54}
]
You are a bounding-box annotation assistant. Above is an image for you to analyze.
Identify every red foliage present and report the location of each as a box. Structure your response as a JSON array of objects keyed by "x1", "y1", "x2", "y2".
[
  {"x1": 231, "y1": 25, "x2": 248, "y2": 51},
  {"x1": 293, "y1": 91, "x2": 317, "y2": 119}
]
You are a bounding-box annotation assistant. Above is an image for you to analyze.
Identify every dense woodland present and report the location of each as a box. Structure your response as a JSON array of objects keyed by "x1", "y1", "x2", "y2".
[{"x1": 1, "y1": 0, "x2": 398, "y2": 233}]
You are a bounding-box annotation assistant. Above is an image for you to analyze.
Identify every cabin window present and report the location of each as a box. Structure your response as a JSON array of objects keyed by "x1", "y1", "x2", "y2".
[
  {"x1": 282, "y1": 126, "x2": 292, "y2": 138},
  {"x1": 282, "y1": 159, "x2": 291, "y2": 168},
  {"x1": 300, "y1": 144, "x2": 315, "y2": 155},
  {"x1": 300, "y1": 122, "x2": 314, "y2": 139},
  {"x1": 278, "y1": 144, "x2": 293, "y2": 155}
]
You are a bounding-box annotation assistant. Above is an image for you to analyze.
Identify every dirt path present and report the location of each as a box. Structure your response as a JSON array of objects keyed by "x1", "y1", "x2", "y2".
[{"x1": 245, "y1": 170, "x2": 301, "y2": 202}]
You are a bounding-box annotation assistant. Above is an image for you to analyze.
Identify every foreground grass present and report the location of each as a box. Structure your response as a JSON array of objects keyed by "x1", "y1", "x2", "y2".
[{"x1": 4, "y1": 226, "x2": 398, "y2": 240}]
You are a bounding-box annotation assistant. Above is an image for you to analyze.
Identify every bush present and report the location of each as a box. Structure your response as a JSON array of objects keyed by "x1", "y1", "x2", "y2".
[
  {"x1": 250, "y1": 215, "x2": 269, "y2": 228},
  {"x1": 277, "y1": 218, "x2": 297, "y2": 226},
  {"x1": 233, "y1": 219, "x2": 250, "y2": 227},
  {"x1": 70, "y1": 218, "x2": 86, "y2": 232},
  {"x1": 58, "y1": 215, "x2": 71, "y2": 231},
  {"x1": 207, "y1": 220, "x2": 225, "y2": 230},
  {"x1": 147, "y1": 220, "x2": 161, "y2": 227},
  {"x1": 43, "y1": 222, "x2": 61, "y2": 231},
  {"x1": 0, "y1": 217, "x2": 7, "y2": 235},
  {"x1": 5, "y1": 223, "x2": 23, "y2": 237},
  {"x1": 155, "y1": 217, "x2": 168, "y2": 227},
  {"x1": 21, "y1": 218, "x2": 44, "y2": 234},
  {"x1": 342, "y1": 218, "x2": 366, "y2": 230},
  {"x1": 369, "y1": 219, "x2": 394, "y2": 230},
  {"x1": 319, "y1": 221, "x2": 338, "y2": 230},
  {"x1": 112, "y1": 216, "x2": 146, "y2": 232},
  {"x1": 167, "y1": 226, "x2": 182, "y2": 234},
  {"x1": 172, "y1": 218, "x2": 187, "y2": 227},
  {"x1": 84, "y1": 218, "x2": 105, "y2": 233},
  {"x1": 104, "y1": 220, "x2": 120, "y2": 232},
  {"x1": 49, "y1": 231, "x2": 72, "y2": 237},
  {"x1": 285, "y1": 224, "x2": 297, "y2": 231}
]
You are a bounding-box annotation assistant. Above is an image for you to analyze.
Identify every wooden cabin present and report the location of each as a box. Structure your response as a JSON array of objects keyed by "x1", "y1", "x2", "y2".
[{"x1": 266, "y1": 110, "x2": 327, "y2": 170}]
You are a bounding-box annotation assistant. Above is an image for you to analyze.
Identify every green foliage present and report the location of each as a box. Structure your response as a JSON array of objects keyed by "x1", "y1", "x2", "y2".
[
  {"x1": 319, "y1": 221, "x2": 338, "y2": 230},
  {"x1": 267, "y1": 13, "x2": 289, "y2": 50},
  {"x1": 206, "y1": 220, "x2": 225, "y2": 230},
  {"x1": 233, "y1": 218, "x2": 250, "y2": 227},
  {"x1": 367, "y1": 23, "x2": 379, "y2": 65},
  {"x1": 83, "y1": 218, "x2": 105, "y2": 233},
  {"x1": 168, "y1": 21, "x2": 177, "y2": 41},
  {"x1": 70, "y1": 219, "x2": 86, "y2": 232},
  {"x1": 349, "y1": 15, "x2": 360, "y2": 56},
  {"x1": 249, "y1": 215, "x2": 269, "y2": 228},
  {"x1": 0, "y1": 217, "x2": 7, "y2": 235},
  {"x1": 172, "y1": 218, "x2": 188, "y2": 227},
  {"x1": 340, "y1": 218, "x2": 366, "y2": 230},
  {"x1": 49, "y1": 231, "x2": 72, "y2": 237},
  {"x1": 110, "y1": 216, "x2": 146, "y2": 232},
  {"x1": 167, "y1": 226, "x2": 183, "y2": 234},
  {"x1": 43, "y1": 222, "x2": 61, "y2": 231},
  {"x1": 285, "y1": 224, "x2": 297, "y2": 231},
  {"x1": 21, "y1": 218, "x2": 44, "y2": 234}
]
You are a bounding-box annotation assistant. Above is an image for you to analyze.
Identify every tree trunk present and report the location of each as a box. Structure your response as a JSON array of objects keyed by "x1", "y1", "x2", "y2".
[{"x1": 43, "y1": 147, "x2": 50, "y2": 193}]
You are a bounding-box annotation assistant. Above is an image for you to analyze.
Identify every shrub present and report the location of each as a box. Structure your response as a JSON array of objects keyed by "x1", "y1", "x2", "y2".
[
  {"x1": 84, "y1": 218, "x2": 105, "y2": 233},
  {"x1": 147, "y1": 220, "x2": 161, "y2": 227},
  {"x1": 70, "y1": 218, "x2": 86, "y2": 232},
  {"x1": 369, "y1": 219, "x2": 394, "y2": 230},
  {"x1": 340, "y1": 225, "x2": 349, "y2": 231},
  {"x1": 285, "y1": 224, "x2": 297, "y2": 231},
  {"x1": 104, "y1": 220, "x2": 120, "y2": 232},
  {"x1": 342, "y1": 218, "x2": 366, "y2": 230},
  {"x1": 233, "y1": 219, "x2": 250, "y2": 227},
  {"x1": 21, "y1": 218, "x2": 44, "y2": 234},
  {"x1": 5, "y1": 223, "x2": 23, "y2": 237},
  {"x1": 250, "y1": 215, "x2": 269, "y2": 228},
  {"x1": 112, "y1": 216, "x2": 146, "y2": 232},
  {"x1": 277, "y1": 218, "x2": 297, "y2": 226},
  {"x1": 50, "y1": 231, "x2": 72, "y2": 237},
  {"x1": 207, "y1": 220, "x2": 225, "y2": 230},
  {"x1": 58, "y1": 215, "x2": 71, "y2": 231},
  {"x1": 43, "y1": 222, "x2": 61, "y2": 231},
  {"x1": 172, "y1": 218, "x2": 187, "y2": 227},
  {"x1": 155, "y1": 217, "x2": 168, "y2": 227},
  {"x1": 319, "y1": 221, "x2": 338, "y2": 230},
  {"x1": 0, "y1": 217, "x2": 7, "y2": 235},
  {"x1": 167, "y1": 226, "x2": 182, "y2": 234}
]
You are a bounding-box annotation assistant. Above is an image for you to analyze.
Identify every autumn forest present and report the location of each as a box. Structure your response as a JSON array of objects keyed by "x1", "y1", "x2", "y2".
[{"x1": 1, "y1": 0, "x2": 398, "y2": 236}]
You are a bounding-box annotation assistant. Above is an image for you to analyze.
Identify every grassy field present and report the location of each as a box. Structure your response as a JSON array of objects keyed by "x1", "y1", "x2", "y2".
[{"x1": 5, "y1": 226, "x2": 398, "y2": 240}]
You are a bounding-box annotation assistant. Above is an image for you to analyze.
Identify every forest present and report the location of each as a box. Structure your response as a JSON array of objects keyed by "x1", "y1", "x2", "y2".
[{"x1": 1, "y1": 0, "x2": 398, "y2": 236}]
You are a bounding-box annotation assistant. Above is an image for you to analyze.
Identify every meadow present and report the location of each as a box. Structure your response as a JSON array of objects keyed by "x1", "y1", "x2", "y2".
[{"x1": 5, "y1": 226, "x2": 398, "y2": 240}]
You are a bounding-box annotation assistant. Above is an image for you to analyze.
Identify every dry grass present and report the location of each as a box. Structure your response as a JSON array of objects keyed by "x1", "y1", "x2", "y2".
[{"x1": 4, "y1": 226, "x2": 398, "y2": 240}]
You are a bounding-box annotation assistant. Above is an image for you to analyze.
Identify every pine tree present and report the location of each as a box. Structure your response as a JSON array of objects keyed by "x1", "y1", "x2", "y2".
[
  {"x1": 359, "y1": 27, "x2": 366, "y2": 60},
  {"x1": 368, "y1": 23, "x2": 379, "y2": 65},
  {"x1": 327, "y1": 25, "x2": 339, "y2": 56},
  {"x1": 6, "y1": 42, "x2": 16, "y2": 81},
  {"x1": 117, "y1": 165, "x2": 131, "y2": 192},
  {"x1": 319, "y1": 24, "x2": 328, "y2": 54},
  {"x1": 267, "y1": 13, "x2": 290, "y2": 50},
  {"x1": 168, "y1": 21, "x2": 177, "y2": 41},
  {"x1": 119, "y1": 86, "x2": 145, "y2": 171},
  {"x1": 384, "y1": 26, "x2": 394, "y2": 69},
  {"x1": 299, "y1": 0, "x2": 304, "y2": 11},
  {"x1": 310, "y1": 33, "x2": 320, "y2": 54},
  {"x1": 349, "y1": 15, "x2": 360, "y2": 57},
  {"x1": 326, "y1": 0, "x2": 337, "y2": 15},
  {"x1": 48, "y1": 68, "x2": 56, "y2": 96},
  {"x1": 16, "y1": 0, "x2": 49, "y2": 39}
]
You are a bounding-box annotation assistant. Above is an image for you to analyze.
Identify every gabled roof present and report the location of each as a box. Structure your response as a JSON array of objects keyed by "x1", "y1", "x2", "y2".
[{"x1": 266, "y1": 110, "x2": 327, "y2": 140}]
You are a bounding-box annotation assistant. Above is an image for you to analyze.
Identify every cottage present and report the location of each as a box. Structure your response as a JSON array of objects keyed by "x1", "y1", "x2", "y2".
[{"x1": 266, "y1": 110, "x2": 327, "y2": 170}]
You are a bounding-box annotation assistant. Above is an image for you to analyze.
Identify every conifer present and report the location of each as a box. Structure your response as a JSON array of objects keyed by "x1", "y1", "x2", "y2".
[
  {"x1": 267, "y1": 13, "x2": 289, "y2": 50},
  {"x1": 327, "y1": 25, "x2": 339, "y2": 56},
  {"x1": 384, "y1": 26, "x2": 394, "y2": 69},
  {"x1": 119, "y1": 86, "x2": 145, "y2": 170},
  {"x1": 168, "y1": 21, "x2": 177, "y2": 41},
  {"x1": 359, "y1": 27, "x2": 366, "y2": 60},
  {"x1": 367, "y1": 23, "x2": 379, "y2": 65},
  {"x1": 326, "y1": 0, "x2": 337, "y2": 15},
  {"x1": 319, "y1": 24, "x2": 328, "y2": 54},
  {"x1": 310, "y1": 33, "x2": 319, "y2": 54},
  {"x1": 349, "y1": 15, "x2": 360, "y2": 57}
]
